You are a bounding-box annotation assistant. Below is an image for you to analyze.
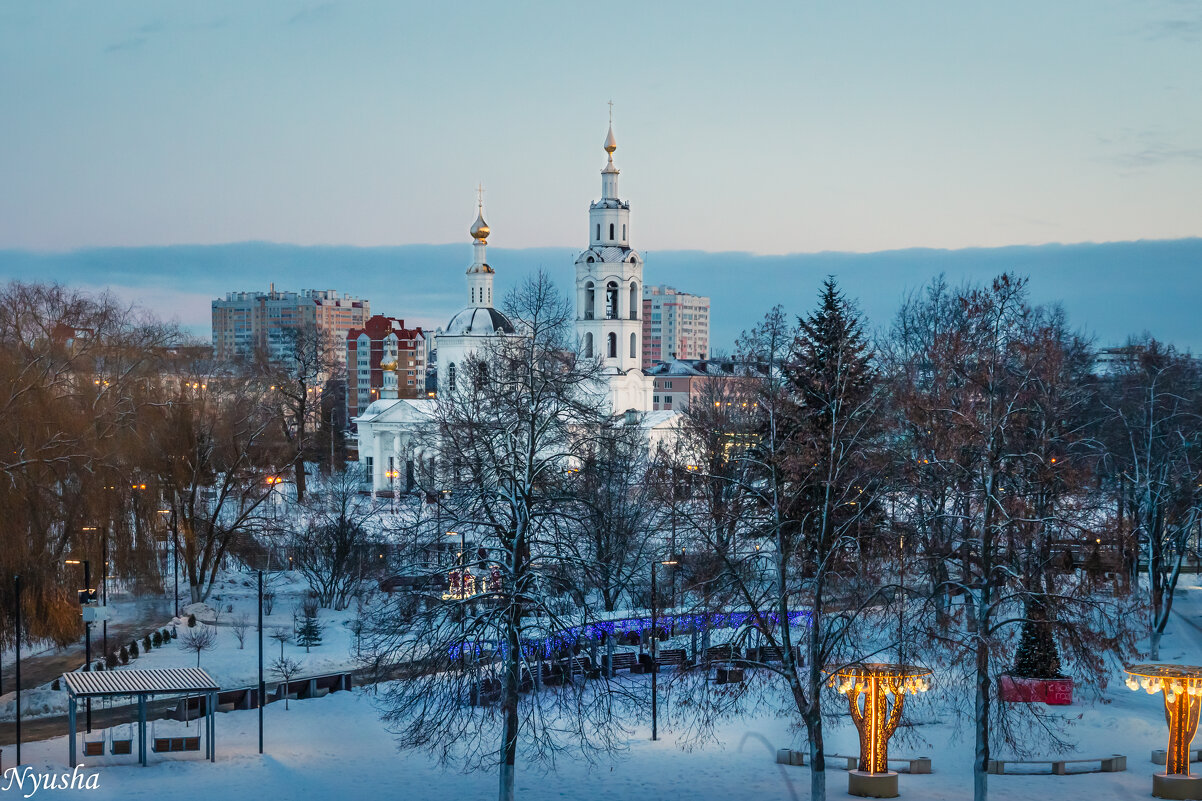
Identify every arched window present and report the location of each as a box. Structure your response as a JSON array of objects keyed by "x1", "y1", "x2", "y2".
[
  {"x1": 607, "y1": 332, "x2": 617, "y2": 358},
  {"x1": 596, "y1": 224, "x2": 600, "y2": 241},
  {"x1": 630, "y1": 332, "x2": 637, "y2": 359},
  {"x1": 629, "y1": 282, "x2": 638, "y2": 320},
  {"x1": 622, "y1": 224, "x2": 626, "y2": 240},
  {"x1": 447, "y1": 363, "x2": 456, "y2": 392},
  {"x1": 609, "y1": 223, "x2": 615, "y2": 240},
  {"x1": 584, "y1": 332, "x2": 593, "y2": 357},
  {"x1": 587, "y1": 256, "x2": 594, "y2": 263},
  {"x1": 585, "y1": 282, "x2": 595, "y2": 320},
  {"x1": 605, "y1": 281, "x2": 618, "y2": 319}
]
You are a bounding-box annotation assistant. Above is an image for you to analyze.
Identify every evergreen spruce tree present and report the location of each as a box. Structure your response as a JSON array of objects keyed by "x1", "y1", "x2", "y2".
[
  {"x1": 295, "y1": 609, "x2": 323, "y2": 653},
  {"x1": 129, "y1": 640, "x2": 139, "y2": 659},
  {"x1": 143, "y1": 634, "x2": 153, "y2": 651},
  {"x1": 119, "y1": 645, "x2": 130, "y2": 665},
  {"x1": 1012, "y1": 599, "x2": 1062, "y2": 678},
  {"x1": 152, "y1": 630, "x2": 163, "y2": 647}
]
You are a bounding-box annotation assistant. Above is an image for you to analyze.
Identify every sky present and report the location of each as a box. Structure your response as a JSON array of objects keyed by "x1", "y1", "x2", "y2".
[{"x1": 2, "y1": 1, "x2": 1201, "y2": 255}]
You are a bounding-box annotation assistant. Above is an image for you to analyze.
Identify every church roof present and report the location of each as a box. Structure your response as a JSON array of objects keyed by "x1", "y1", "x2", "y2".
[{"x1": 444, "y1": 306, "x2": 516, "y2": 336}]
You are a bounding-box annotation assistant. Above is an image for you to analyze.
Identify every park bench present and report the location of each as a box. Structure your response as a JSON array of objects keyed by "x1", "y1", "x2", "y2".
[
  {"x1": 655, "y1": 648, "x2": 688, "y2": 669},
  {"x1": 470, "y1": 678, "x2": 502, "y2": 705},
  {"x1": 560, "y1": 655, "x2": 600, "y2": 681},
  {"x1": 987, "y1": 755, "x2": 1126, "y2": 775},
  {"x1": 748, "y1": 644, "x2": 802, "y2": 665},
  {"x1": 776, "y1": 750, "x2": 932, "y2": 774},
  {"x1": 1153, "y1": 748, "x2": 1202, "y2": 765},
  {"x1": 704, "y1": 643, "x2": 740, "y2": 664},
  {"x1": 603, "y1": 651, "x2": 639, "y2": 675},
  {"x1": 152, "y1": 737, "x2": 201, "y2": 753}
]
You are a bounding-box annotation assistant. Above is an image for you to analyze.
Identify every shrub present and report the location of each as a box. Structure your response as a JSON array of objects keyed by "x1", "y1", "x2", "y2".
[
  {"x1": 187, "y1": 613, "x2": 197, "y2": 628},
  {"x1": 52, "y1": 678, "x2": 61, "y2": 690},
  {"x1": 129, "y1": 641, "x2": 139, "y2": 659},
  {"x1": 152, "y1": 631, "x2": 163, "y2": 647},
  {"x1": 119, "y1": 646, "x2": 130, "y2": 665},
  {"x1": 96, "y1": 660, "x2": 106, "y2": 671},
  {"x1": 143, "y1": 634, "x2": 153, "y2": 651}
]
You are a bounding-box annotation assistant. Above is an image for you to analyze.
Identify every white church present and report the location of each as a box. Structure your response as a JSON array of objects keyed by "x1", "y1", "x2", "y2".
[{"x1": 353, "y1": 115, "x2": 671, "y2": 494}]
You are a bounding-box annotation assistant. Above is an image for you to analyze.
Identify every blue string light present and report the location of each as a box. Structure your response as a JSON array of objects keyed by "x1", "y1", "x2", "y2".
[{"x1": 448, "y1": 609, "x2": 812, "y2": 660}]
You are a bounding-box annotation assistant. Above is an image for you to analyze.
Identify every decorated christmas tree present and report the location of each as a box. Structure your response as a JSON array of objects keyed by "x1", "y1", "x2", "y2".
[{"x1": 1012, "y1": 599, "x2": 1062, "y2": 678}]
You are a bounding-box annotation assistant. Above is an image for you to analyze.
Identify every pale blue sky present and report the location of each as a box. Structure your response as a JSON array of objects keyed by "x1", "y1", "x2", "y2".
[{"x1": 1, "y1": 1, "x2": 1200, "y2": 254}]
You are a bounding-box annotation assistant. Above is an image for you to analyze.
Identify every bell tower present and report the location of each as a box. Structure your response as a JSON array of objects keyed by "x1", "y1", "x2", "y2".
[{"x1": 575, "y1": 105, "x2": 643, "y2": 375}]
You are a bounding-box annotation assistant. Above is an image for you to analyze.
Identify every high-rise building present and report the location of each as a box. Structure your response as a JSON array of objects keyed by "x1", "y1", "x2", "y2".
[
  {"x1": 211, "y1": 288, "x2": 369, "y2": 363},
  {"x1": 642, "y1": 285, "x2": 710, "y2": 368},
  {"x1": 346, "y1": 315, "x2": 427, "y2": 421}
]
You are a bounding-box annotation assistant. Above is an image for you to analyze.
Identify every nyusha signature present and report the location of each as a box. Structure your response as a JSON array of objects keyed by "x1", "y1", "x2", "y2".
[{"x1": 2, "y1": 765, "x2": 100, "y2": 798}]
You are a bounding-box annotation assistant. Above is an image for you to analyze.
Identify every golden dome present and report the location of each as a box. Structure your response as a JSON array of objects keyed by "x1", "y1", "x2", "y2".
[
  {"x1": 603, "y1": 124, "x2": 617, "y2": 155},
  {"x1": 379, "y1": 359, "x2": 397, "y2": 371},
  {"x1": 470, "y1": 210, "x2": 489, "y2": 241}
]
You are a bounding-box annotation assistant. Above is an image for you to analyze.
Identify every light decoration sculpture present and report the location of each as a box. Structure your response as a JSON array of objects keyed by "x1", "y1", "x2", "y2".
[
  {"x1": 828, "y1": 663, "x2": 932, "y2": 797},
  {"x1": 442, "y1": 568, "x2": 479, "y2": 601},
  {"x1": 1125, "y1": 663, "x2": 1202, "y2": 797}
]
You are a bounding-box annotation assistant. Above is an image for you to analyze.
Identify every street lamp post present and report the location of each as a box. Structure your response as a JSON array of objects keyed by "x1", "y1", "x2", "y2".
[
  {"x1": 13, "y1": 574, "x2": 22, "y2": 766},
  {"x1": 258, "y1": 569, "x2": 264, "y2": 755},
  {"x1": 66, "y1": 558, "x2": 93, "y2": 732},
  {"x1": 447, "y1": 530, "x2": 467, "y2": 663},
  {"x1": 650, "y1": 558, "x2": 678, "y2": 742}
]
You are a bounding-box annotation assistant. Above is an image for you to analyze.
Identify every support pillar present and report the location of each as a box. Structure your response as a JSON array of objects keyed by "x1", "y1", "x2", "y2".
[
  {"x1": 138, "y1": 696, "x2": 147, "y2": 767},
  {"x1": 68, "y1": 697, "x2": 77, "y2": 768}
]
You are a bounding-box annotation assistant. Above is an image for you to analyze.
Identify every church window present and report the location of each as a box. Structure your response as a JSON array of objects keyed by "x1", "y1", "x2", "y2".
[
  {"x1": 629, "y1": 282, "x2": 638, "y2": 319},
  {"x1": 607, "y1": 332, "x2": 617, "y2": 358},
  {"x1": 584, "y1": 332, "x2": 593, "y2": 357},
  {"x1": 605, "y1": 282, "x2": 618, "y2": 319},
  {"x1": 622, "y1": 224, "x2": 626, "y2": 240},
  {"x1": 609, "y1": 223, "x2": 615, "y2": 240},
  {"x1": 448, "y1": 363, "x2": 456, "y2": 391},
  {"x1": 596, "y1": 224, "x2": 600, "y2": 241},
  {"x1": 471, "y1": 288, "x2": 475, "y2": 303},
  {"x1": 630, "y1": 332, "x2": 637, "y2": 359},
  {"x1": 585, "y1": 282, "x2": 595, "y2": 319}
]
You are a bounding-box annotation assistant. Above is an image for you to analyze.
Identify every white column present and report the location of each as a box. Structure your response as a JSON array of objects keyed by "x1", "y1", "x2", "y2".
[
  {"x1": 392, "y1": 434, "x2": 403, "y2": 493},
  {"x1": 373, "y1": 430, "x2": 385, "y2": 493}
]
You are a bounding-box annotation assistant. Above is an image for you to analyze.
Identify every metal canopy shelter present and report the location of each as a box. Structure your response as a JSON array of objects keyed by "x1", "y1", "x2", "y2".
[{"x1": 62, "y1": 667, "x2": 220, "y2": 768}]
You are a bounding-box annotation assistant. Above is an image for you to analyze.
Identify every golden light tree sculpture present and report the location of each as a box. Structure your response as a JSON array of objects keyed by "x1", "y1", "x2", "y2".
[
  {"x1": 828, "y1": 663, "x2": 932, "y2": 774},
  {"x1": 1126, "y1": 664, "x2": 1202, "y2": 776}
]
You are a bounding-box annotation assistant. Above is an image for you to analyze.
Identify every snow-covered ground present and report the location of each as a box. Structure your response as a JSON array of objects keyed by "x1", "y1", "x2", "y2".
[
  {"x1": 1, "y1": 571, "x2": 362, "y2": 722},
  {"x1": 7, "y1": 579, "x2": 1202, "y2": 799}
]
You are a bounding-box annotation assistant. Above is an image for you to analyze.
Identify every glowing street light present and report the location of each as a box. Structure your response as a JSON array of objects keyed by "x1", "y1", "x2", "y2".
[
  {"x1": 827, "y1": 662, "x2": 932, "y2": 798},
  {"x1": 1126, "y1": 663, "x2": 1202, "y2": 799}
]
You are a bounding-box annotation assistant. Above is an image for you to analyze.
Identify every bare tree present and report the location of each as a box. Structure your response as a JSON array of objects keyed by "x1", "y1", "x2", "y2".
[
  {"x1": 363, "y1": 272, "x2": 628, "y2": 801},
  {"x1": 267, "y1": 323, "x2": 343, "y2": 502},
  {"x1": 271, "y1": 656, "x2": 304, "y2": 710},
  {"x1": 566, "y1": 419, "x2": 659, "y2": 612},
  {"x1": 179, "y1": 625, "x2": 218, "y2": 667},
  {"x1": 291, "y1": 465, "x2": 379, "y2": 609},
  {"x1": 270, "y1": 626, "x2": 292, "y2": 659},
  {"x1": 887, "y1": 275, "x2": 1133, "y2": 801},
  {"x1": 1101, "y1": 337, "x2": 1202, "y2": 658},
  {"x1": 232, "y1": 614, "x2": 250, "y2": 649},
  {"x1": 148, "y1": 371, "x2": 283, "y2": 603}
]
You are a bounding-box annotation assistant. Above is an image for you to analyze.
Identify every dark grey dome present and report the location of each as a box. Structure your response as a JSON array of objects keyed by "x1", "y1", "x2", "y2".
[{"x1": 444, "y1": 306, "x2": 516, "y2": 336}]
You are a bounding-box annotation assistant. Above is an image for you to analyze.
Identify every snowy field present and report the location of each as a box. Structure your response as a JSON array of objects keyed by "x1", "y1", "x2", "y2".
[
  {"x1": 6, "y1": 578, "x2": 1202, "y2": 800},
  {"x1": 1, "y1": 572, "x2": 362, "y2": 723}
]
